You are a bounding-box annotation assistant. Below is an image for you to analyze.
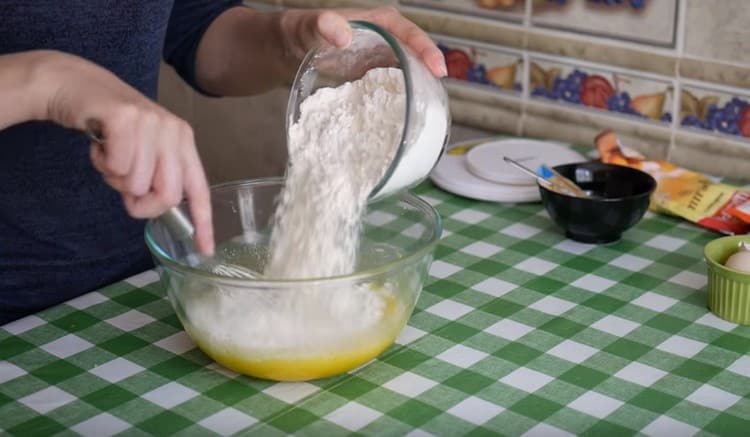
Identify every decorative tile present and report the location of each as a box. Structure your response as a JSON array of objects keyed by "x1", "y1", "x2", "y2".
[
  {"x1": 402, "y1": 0, "x2": 525, "y2": 23},
  {"x1": 677, "y1": 85, "x2": 750, "y2": 142},
  {"x1": 528, "y1": 56, "x2": 674, "y2": 124},
  {"x1": 684, "y1": 0, "x2": 750, "y2": 66},
  {"x1": 434, "y1": 36, "x2": 523, "y2": 93},
  {"x1": 531, "y1": 0, "x2": 678, "y2": 47}
]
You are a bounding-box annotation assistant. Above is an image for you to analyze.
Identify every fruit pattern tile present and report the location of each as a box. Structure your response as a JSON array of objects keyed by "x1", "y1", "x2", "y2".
[
  {"x1": 528, "y1": 58, "x2": 673, "y2": 122},
  {"x1": 436, "y1": 40, "x2": 523, "y2": 92},
  {"x1": 679, "y1": 87, "x2": 750, "y2": 140},
  {"x1": 401, "y1": 0, "x2": 525, "y2": 21}
]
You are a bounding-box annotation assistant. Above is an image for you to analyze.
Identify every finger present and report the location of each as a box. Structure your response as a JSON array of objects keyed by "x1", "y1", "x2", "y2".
[
  {"x1": 122, "y1": 153, "x2": 181, "y2": 219},
  {"x1": 125, "y1": 141, "x2": 183, "y2": 219},
  {"x1": 315, "y1": 10, "x2": 352, "y2": 48},
  {"x1": 122, "y1": 192, "x2": 166, "y2": 219},
  {"x1": 102, "y1": 107, "x2": 139, "y2": 176},
  {"x1": 126, "y1": 117, "x2": 158, "y2": 197},
  {"x1": 103, "y1": 174, "x2": 127, "y2": 193},
  {"x1": 181, "y1": 142, "x2": 214, "y2": 255},
  {"x1": 351, "y1": 7, "x2": 447, "y2": 77},
  {"x1": 90, "y1": 142, "x2": 108, "y2": 175},
  {"x1": 93, "y1": 144, "x2": 130, "y2": 193}
]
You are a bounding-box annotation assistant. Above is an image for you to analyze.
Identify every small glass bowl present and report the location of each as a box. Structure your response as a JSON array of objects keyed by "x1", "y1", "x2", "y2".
[{"x1": 287, "y1": 20, "x2": 451, "y2": 202}]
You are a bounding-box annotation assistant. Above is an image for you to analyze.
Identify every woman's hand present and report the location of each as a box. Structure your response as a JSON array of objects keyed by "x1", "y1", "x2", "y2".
[
  {"x1": 279, "y1": 7, "x2": 447, "y2": 78},
  {"x1": 36, "y1": 51, "x2": 214, "y2": 254}
]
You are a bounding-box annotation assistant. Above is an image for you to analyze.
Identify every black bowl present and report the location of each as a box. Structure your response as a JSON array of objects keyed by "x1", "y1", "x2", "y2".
[{"x1": 539, "y1": 162, "x2": 657, "y2": 244}]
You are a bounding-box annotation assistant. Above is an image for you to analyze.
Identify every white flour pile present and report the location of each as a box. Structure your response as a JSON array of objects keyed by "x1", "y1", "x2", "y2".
[
  {"x1": 186, "y1": 68, "x2": 411, "y2": 354},
  {"x1": 265, "y1": 67, "x2": 406, "y2": 279},
  {"x1": 184, "y1": 283, "x2": 394, "y2": 352}
]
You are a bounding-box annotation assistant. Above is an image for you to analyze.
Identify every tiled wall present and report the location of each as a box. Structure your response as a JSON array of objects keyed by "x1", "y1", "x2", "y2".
[{"x1": 253, "y1": 0, "x2": 750, "y2": 181}]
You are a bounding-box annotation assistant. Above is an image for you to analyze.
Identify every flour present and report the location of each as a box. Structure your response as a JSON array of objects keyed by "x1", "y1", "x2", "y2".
[
  {"x1": 183, "y1": 282, "x2": 396, "y2": 353},
  {"x1": 185, "y1": 68, "x2": 411, "y2": 356},
  {"x1": 265, "y1": 67, "x2": 406, "y2": 279}
]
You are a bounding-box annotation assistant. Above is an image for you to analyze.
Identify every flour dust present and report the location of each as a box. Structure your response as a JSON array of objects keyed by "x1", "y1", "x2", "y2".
[{"x1": 265, "y1": 67, "x2": 406, "y2": 279}]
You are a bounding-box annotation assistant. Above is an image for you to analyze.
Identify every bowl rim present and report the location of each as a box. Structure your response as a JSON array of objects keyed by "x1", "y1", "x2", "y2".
[
  {"x1": 704, "y1": 235, "x2": 750, "y2": 278},
  {"x1": 144, "y1": 177, "x2": 443, "y2": 286},
  {"x1": 539, "y1": 161, "x2": 657, "y2": 203},
  {"x1": 286, "y1": 21, "x2": 414, "y2": 201}
]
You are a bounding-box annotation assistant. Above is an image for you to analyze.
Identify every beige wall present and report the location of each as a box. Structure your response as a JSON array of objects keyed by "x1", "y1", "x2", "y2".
[{"x1": 157, "y1": 64, "x2": 288, "y2": 185}]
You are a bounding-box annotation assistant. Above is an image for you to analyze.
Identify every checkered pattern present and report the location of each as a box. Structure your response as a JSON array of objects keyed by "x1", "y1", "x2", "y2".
[{"x1": 2, "y1": 182, "x2": 749, "y2": 436}]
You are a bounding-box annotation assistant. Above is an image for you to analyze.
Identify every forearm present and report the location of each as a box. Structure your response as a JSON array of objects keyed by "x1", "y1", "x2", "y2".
[
  {"x1": 194, "y1": 7, "x2": 297, "y2": 96},
  {"x1": 0, "y1": 51, "x2": 54, "y2": 130}
]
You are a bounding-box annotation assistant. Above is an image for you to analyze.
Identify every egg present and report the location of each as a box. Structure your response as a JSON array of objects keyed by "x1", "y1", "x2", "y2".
[{"x1": 725, "y1": 242, "x2": 750, "y2": 273}]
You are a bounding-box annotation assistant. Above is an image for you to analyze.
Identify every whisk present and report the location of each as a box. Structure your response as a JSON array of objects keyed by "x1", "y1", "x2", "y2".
[
  {"x1": 85, "y1": 127, "x2": 258, "y2": 279},
  {"x1": 160, "y1": 209, "x2": 260, "y2": 279}
]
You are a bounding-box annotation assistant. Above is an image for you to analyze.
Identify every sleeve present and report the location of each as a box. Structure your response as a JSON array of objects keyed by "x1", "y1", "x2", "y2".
[{"x1": 163, "y1": 0, "x2": 243, "y2": 96}]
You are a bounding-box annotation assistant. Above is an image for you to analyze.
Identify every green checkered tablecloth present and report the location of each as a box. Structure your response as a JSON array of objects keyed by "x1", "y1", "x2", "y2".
[{"x1": 2, "y1": 182, "x2": 749, "y2": 436}]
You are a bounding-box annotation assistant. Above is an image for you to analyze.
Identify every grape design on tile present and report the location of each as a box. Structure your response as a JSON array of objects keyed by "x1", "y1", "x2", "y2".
[
  {"x1": 680, "y1": 93, "x2": 750, "y2": 139},
  {"x1": 530, "y1": 62, "x2": 669, "y2": 121},
  {"x1": 545, "y1": 0, "x2": 646, "y2": 8},
  {"x1": 437, "y1": 42, "x2": 521, "y2": 91}
]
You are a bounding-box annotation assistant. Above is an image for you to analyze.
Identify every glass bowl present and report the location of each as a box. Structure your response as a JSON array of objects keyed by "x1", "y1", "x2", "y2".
[
  {"x1": 287, "y1": 20, "x2": 451, "y2": 202},
  {"x1": 145, "y1": 178, "x2": 441, "y2": 381}
]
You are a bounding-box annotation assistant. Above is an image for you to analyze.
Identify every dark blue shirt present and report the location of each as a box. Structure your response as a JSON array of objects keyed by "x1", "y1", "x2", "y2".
[{"x1": 0, "y1": 0, "x2": 241, "y2": 324}]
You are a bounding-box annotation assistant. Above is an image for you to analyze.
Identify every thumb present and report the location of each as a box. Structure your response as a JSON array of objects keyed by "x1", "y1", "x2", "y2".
[{"x1": 314, "y1": 11, "x2": 352, "y2": 48}]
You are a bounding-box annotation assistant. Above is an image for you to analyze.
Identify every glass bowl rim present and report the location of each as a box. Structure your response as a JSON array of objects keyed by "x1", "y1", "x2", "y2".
[
  {"x1": 286, "y1": 20, "x2": 415, "y2": 199},
  {"x1": 144, "y1": 177, "x2": 443, "y2": 286}
]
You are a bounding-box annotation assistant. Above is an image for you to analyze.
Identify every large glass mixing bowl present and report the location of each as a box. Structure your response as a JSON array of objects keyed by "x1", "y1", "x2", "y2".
[
  {"x1": 145, "y1": 178, "x2": 441, "y2": 381},
  {"x1": 287, "y1": 21, "x2": 451, "y2": 202}
]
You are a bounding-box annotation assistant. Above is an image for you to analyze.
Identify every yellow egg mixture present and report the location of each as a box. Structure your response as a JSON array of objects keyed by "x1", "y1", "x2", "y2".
[{"x1": 184, "y1": 292, "x2": 408, "y2": 381}]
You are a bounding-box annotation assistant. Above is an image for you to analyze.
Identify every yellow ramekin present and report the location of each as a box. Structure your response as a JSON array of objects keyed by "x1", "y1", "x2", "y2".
[{"x1": 704, "y1": 235, "x2": 750, "y2": 325}]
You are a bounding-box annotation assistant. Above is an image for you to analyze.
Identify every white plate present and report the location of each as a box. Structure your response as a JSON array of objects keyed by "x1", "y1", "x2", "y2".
[
  {"x1": 465, "y1": 139, "x2": 586, "y2": 185},
  {"x1": 429, "y1": 137, "x2": 585, "y2": 203}
]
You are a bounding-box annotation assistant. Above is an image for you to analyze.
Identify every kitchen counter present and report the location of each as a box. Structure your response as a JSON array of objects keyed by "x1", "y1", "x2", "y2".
[{"x1": 2, "y1": 179, "x2": 749, "y2": 435}]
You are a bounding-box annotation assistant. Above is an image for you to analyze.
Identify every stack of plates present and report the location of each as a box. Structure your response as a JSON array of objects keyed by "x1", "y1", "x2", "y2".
[{"x1": 430, "y1": 138, "x2": 586, "y2": 203}]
